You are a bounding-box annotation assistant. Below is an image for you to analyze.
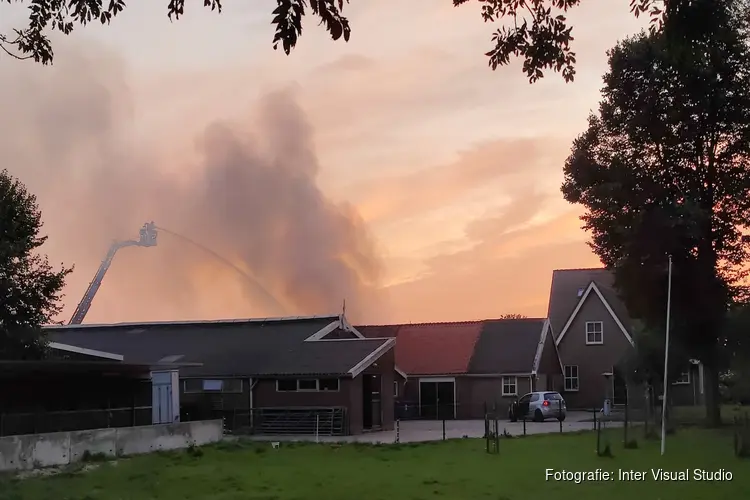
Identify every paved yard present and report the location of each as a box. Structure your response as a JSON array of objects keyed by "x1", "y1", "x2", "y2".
[{"x1": 248, "y1": 411, "x2": 619, "y2": 443}]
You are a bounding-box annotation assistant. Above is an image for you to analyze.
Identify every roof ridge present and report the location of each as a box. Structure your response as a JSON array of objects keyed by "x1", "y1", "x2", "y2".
[
  {"x1": 484, "y1": 317, "x2": 546, "y2": 322},
  {"x1": 43, "y1": 315, "x2": 339, "y2": 330},
  {"x1": 553, "y1": 267, "x2": 606, "y2": 272},
  {"x1": 358, "y1": 317, "x2": 546, "y2": 328},
  {"x1": 357, "y1": 320, "x2": 486, "y2": 328}
]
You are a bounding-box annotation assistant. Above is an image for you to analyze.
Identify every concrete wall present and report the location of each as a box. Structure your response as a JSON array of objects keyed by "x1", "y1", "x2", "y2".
[{"x1": 0, "y1": 419, "x2": 223, "y2": 472}]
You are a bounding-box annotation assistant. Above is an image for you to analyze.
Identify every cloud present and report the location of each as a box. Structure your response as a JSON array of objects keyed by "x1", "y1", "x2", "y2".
[
  {"x1": 381, "y1": 207, "x2": 600, "y2": 323},
  {"x1": 348, "y1": 138, "x2": 570, "y2": 225},
  {"x1": 0, "y1": 46, "x2": 382, "y2": 324}
]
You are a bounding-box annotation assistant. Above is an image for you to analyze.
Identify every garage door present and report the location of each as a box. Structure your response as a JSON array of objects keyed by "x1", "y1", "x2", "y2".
[{"x1": 419, "y1": 378, "x2": 456, "y2": 420}]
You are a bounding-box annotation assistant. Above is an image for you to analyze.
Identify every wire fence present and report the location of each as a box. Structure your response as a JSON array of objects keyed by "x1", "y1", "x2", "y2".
[{"x1": 0, "y1": 407, "x2": 152, "y2": 437}]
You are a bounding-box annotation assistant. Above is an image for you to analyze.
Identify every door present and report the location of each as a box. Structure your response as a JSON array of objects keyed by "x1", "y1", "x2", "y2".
[
  {"x1": 362, "y1": 374, "x2": 382, "y2": 430},
  {"x1": 370, "y1": 375, "x2": 382, "y2": 428},
  {"x1": 436, "y1": 382, "x2": 455, "y2": 420},
  {"x1": 419, "y1": 381, "x2": 438, "y2": 419},
  {"x1": 419, "y1": 379, "x2": 456, "y2": 420},
  {"x1": 362, "y1": 375, "x2": 373, "y2": 429},
  {"x1": 613, "y1": 367, "x2": 628, "y2": 406},
  {"x1": 517, "y1": 393, "x2": 532, "y2": 419}
]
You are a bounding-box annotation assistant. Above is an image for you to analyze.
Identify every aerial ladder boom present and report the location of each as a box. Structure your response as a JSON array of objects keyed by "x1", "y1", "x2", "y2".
[{"x1": 68, "y1": 222, "x2": 157, "y2": 325}]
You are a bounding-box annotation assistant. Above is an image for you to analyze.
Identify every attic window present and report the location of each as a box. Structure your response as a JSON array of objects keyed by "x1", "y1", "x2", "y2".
[{"x1": 577, "y1": 288, "x2": 585, "y2": 297}]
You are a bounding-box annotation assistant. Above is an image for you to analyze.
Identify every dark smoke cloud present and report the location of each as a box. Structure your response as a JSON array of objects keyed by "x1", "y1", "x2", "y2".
[{"x1": 0, "y1": 47, "x2": 383, "y2": 323}]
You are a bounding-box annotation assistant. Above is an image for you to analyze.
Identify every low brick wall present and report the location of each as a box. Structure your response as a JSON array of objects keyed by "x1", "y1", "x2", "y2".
[{"x1": 0, "y1": 419, "x2": 223, "y2": 472}]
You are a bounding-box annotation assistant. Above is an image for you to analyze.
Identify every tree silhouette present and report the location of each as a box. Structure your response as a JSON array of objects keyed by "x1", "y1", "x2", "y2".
[
  {"x1": 497, "y1": 313, "x2": 528, "y2": 319},
  {"x1": 561, "y1": 2, "x2": 750, "y2": 425},
  {"x1": 0, "y1": 170, "x2": 72, "y2": 360},
  {"x1": 1, "y1": 1, "x2": 734, "y2": 82}
]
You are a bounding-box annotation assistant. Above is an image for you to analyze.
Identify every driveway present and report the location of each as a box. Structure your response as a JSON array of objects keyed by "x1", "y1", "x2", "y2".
[{"x1": 247, "y1": 411, "x2": 618, "y2": 444}]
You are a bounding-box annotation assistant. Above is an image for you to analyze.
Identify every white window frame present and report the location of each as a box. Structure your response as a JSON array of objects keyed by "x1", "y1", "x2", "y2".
[
  {"x1": 275, "y1": 379, "x2": 298, "y2": 392},
  {"x1": 585, "y1": 321, "x2": 604, "y2": 345},
  {"x1": 564, "y1": 365, "x2": 579, "y2": 392},
  {"x1": 275, "y1": 378, "x2": 340, "y2": 392},
  {"x1": 501, "y1": 376, "x2": 518, "y2": 396},
  {"x1": 297, "y1": 379, "x2": 319, "y2": 391},
  {"x1": 182, "y1": 378, "x2": 243, "y2": 394},
  {"x1": 673, "y1": 370, "x2": 690, "y2": 385}
]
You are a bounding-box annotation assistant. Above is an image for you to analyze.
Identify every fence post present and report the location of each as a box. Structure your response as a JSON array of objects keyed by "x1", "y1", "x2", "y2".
[
  {"x1": 315, "y1": 414, "x2": 320, "y2": 443},
  {"x1": 484, "y1": 401, "x2": 490, "y2": 453},
  {"x1": 593, "y1": 407, "x2": 597, "y2": 431},
  {"x1": 442, "y1": 419, "x2": 446, "y2": 441},
  {"x1": 623, "y1": 398, "x2": 629, "y2": 443},
  {"x1": 558, "y1": 400, "x2": 563, "y2": 433},
  {"x1": 395, "y1": 419, "x2": 400, "y2": 444},
  {"x1": 494, "y1": 413, "x2": 500, "y2": 452}
]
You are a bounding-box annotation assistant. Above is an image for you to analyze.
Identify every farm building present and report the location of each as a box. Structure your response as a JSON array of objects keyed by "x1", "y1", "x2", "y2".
[
  {"x1": 358, "y1": 318, "x2": 561, "y2": 419},
  {"x1": 45, "y1": 315, "x2": 396, "y2": 436}
]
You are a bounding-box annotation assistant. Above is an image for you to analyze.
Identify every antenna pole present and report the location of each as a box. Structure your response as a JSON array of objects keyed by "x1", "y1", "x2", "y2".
[{"x1": 660, "y1": 255, "x2": 673, "y2": 456}]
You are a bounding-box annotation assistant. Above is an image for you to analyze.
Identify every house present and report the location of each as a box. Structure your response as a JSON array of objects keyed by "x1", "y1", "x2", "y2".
[
  {"x1": 358, "y1": 318, "x2": 561, "y2": 419},
  {"x1": 45, "y1": 314, "x2": 397, "y2": 435},
  {"x1": 547, "y1": 268, "x2": 705, "y2": 409}
]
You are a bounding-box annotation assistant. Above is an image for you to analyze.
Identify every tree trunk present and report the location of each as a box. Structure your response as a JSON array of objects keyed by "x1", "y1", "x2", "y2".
[{"x1": 704, "y1": 361, "x2": 722, "y2": 427}]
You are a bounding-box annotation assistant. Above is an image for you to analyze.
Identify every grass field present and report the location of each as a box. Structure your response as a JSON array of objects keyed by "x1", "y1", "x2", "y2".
[
  {"x1": 1, "y1": 428, "x2": 748, "y2": 500},
  {"x1": 673, "y1": 404, "x2": 750, "y2": 424}
]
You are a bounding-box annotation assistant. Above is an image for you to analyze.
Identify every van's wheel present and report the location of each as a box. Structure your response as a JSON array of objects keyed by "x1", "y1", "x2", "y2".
[{"x1": 534, "y1": 409, "x2": 544, "y2": 422}]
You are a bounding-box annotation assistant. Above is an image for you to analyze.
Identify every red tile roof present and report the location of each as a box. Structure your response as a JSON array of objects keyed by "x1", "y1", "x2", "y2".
[{"x1": 356, "y1": 322, "x2": 484, "y2": 376}]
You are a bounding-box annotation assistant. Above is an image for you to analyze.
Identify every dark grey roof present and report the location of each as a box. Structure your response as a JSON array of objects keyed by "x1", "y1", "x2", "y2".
[
  {"x1": 45, "y1": 317, "x2": 392, "y2": 377},
  {"x1": 546, "y1": 268, "x2": 631, "y2": 339},
  {"x1": 467, "y1": 318, "x2": 546, "y2": 374},
  {"x1": 595, "y1": 283, "x2": 633, "y2": 333}
]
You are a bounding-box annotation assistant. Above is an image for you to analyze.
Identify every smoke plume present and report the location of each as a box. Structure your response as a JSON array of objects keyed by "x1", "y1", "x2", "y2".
[{"x1": 0, "y1": 47, "x2": 382, "y2": 323}]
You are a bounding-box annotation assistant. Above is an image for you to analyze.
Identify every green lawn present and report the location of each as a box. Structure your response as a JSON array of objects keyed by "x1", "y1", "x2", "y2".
[
  {"x1": 1, "y1": 428, "x2": 749, "y2": 500},
  {"x1": 673, "y1": 404, "x2": 750, "y2": 424}
]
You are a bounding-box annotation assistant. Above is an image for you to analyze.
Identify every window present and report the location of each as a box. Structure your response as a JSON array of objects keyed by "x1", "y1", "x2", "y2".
[
  {"x1": 276, "y1": 379, "x2": 298, "y2": 391},
  {"x1": 564, "y1": 365, "x2": 579, "y2": 392},
  {"x1": 183, "y1": 379, "x2": 202, "y2": 393},
  {"x1": 202, "y1": 379, "x2": 223, "y2": 392},
  {"x1": 318, "y1": 378, "x2": 340, "y2": 391},
  {"x1": 183, "y1": 378, "x2": 243, "y2": 394},
  {"x1": 585, "y1": 321, "x2": 603, "y2": 345},
  {"x1": 297, "y1": 379, "x2": 318, "y2": 391},
  {"x1": 222, "y1": 379, "x2": 243, "y2": 393},
  {"x1": 530, "y1": 393, "x2": 540, "y2": 402},
  {"x1": 393, "y1": 381, "x2": 399, "y2": 397},
  {"x1": 275, "y1": 378, "x2": 341, "y2": 392},
  {"x1": 502, "y1": 376, "x2": 517, "y2": 396},
  {"x1": 673, "y1": 370, "x2": 690, "y2": 385}
]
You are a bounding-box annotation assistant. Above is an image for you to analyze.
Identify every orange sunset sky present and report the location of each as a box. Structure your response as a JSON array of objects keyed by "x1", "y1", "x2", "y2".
[{"x1": 0, "y1": 1, "x2": 647, "y2": 325}]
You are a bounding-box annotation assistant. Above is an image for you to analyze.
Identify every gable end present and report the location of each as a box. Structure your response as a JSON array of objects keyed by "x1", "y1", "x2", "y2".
[{"x1": 555, "y1": 282, "x2": 634, "y2": 347}]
